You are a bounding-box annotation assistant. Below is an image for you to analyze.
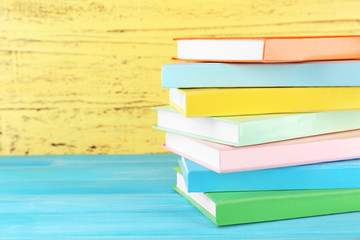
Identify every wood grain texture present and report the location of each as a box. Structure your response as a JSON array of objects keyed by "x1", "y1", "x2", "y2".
[
  {"x1": 1, "y1": 0, "x2": 360, "y2": 154},
  {"x1": 0, "y1": 153, "x2": 358, "y2": 238}
]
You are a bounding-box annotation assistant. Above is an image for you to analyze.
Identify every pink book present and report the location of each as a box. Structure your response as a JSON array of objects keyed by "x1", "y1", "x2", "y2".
[{"x1": 163, "y1": 130, "x2": 360, "y2": 173}]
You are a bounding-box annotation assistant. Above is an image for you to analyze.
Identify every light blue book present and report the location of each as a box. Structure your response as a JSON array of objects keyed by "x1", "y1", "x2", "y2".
[
  {"x1": 179, "y1": 157, "x2": 360, "y2": 193},
  {"x1": 162, "y1": 61, "x2": 360, "y2": 88}
]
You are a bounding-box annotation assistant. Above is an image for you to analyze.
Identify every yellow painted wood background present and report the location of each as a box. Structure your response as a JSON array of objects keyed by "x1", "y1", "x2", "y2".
[{"x1": 1, "y1": 0, "x2": 360, "y2": 155}]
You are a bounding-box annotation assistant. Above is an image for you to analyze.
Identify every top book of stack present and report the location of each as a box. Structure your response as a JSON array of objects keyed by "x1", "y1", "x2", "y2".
[{"x1": 174, "y1": 36, "x2": 360, "y2": 62}]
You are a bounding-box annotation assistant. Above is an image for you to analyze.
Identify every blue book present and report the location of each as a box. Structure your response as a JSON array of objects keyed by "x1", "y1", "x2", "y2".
[
  {"x1": 179, "y1": 157, "x2": 360, "y2": 192},
  {"x1": 162, "y1": 61, "x2": 360, "y2": 88}
]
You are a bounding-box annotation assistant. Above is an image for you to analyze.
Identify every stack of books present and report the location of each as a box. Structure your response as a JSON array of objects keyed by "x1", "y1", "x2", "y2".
[{"x1": 154, "y1": 36, "x2": 360, "y2": 226}]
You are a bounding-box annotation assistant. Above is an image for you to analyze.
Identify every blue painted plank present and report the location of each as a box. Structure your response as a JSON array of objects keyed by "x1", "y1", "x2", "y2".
[
  {"x1": 0, "y1": 179, "x2": 175, "y2": 195},
  {"x1": 0, "y1": 154, "x2": 357, "y2": 238},
  {"x1": 1, "y1": 236, "x2": 357, "y2": 240},
  {"x1": 1, "y1": 237, "x2": 359, "y2": 240},
  {"x1": 0, "y1": 194, "x2": 194, "y2": 213},
  {"x1": 0, "y1": 193, "x2": 358, "y2": 237},
  {"x1": 0, "y1": 154, "x2": 179, "y2": 166},
  {"x1": 0, "y1": 154, "x2": 179, "y2": 195},
  {"x1": 0, "y1": 211, "x2": 359, "y2": 237}
]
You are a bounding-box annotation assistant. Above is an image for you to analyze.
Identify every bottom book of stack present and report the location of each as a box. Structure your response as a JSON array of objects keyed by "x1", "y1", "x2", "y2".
[{"x1": 174, "y1": 162, "x2": 360, "y2": 226}]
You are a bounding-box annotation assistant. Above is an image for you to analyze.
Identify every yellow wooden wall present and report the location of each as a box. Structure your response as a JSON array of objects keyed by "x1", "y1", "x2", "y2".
[{"x1": 1, "y1": 0, "x2": 360, "y2": 155}]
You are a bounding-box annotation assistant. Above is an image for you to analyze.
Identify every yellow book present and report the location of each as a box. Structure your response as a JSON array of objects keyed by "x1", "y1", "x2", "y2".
[{"x1": 169, "y1": 87, "x2": 360, "y2": 117}]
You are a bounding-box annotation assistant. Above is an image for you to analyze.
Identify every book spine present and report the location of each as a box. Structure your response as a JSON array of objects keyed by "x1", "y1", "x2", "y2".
[{"x1": 217, "y1": 189, "x2": 360, "y2": 226}]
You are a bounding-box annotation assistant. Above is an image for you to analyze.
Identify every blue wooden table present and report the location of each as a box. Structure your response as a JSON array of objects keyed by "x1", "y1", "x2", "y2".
[{"x1": 0, "y1": 154, "x2": 359, "y2": 239}]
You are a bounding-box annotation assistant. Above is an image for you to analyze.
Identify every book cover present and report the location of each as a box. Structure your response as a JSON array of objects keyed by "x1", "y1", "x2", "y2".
[
  {"x1": 164, "y1": 130, "x2": 360, "y2": 173},
  {"x1": 179, "y1": 157, "x2": 360, "y2": 192},
  {"x1": 174, "y1": 36, "x2": 360, "y2": 62},
  {"x1": 162, "y1": 61, "x2": 360, "y2": 88},
  {"x1": 170, "y1": 87, "x2": 360, "y2": 117},
  {"x1": 174, "y1": 171, "x2": 360, "y2": 226},
  {"x1": 154, "y1": 105, "x2": 360, "y2": 146}
]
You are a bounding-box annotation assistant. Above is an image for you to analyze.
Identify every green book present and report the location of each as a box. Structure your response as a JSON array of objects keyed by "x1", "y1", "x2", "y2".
[
  {"x1": 174, "y1": 169, "x2": 360, "y2": 226},
  {"x1": 154, "y1": 106, "x2": 360, "y2": 146}
]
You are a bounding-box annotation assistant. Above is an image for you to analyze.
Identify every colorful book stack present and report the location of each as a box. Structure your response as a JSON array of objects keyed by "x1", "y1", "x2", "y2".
[{"x1": 154, "y1": 36, "x2": 360, "y2": 226}]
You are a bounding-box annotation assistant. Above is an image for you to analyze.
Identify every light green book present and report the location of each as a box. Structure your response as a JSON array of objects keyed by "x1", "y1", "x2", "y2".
[
  {"x1": 154, "y1": 105, "x2": 360, "y2": 146},
  {"x1": 174, "y1": 169, "x2": 360, "y2": 226}
]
